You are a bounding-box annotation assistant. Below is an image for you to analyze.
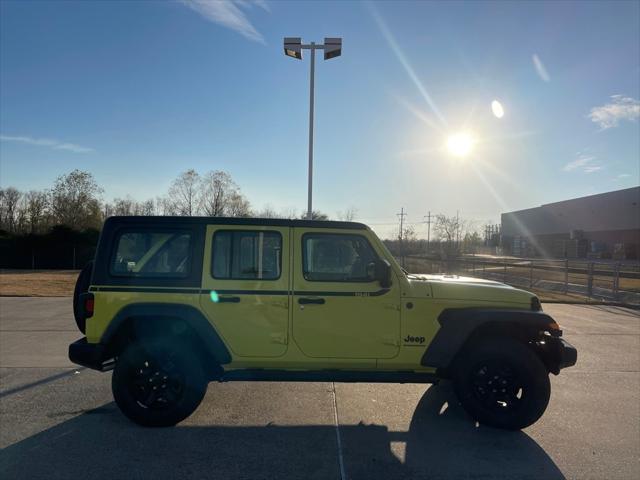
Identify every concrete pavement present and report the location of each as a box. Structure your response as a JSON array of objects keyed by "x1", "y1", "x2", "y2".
[{"x1": 0, "y1": 297, "x2": 638, "y2": 479}]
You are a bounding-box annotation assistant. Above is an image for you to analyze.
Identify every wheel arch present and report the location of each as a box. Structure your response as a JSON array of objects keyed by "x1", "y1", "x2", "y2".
[
  {"x1": 422, "y1": 309, "x2": 561, "y2": 375},
  {"x1": 102, "y1": 303, "x2": 231, "y2": 378}
]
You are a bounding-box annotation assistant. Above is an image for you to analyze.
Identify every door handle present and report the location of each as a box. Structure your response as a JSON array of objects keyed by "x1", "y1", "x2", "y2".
[
  {"x1": 218, "y1": 296, "x2": 241, "y2": 303},
  {"x1": 298, "y1": 297, "x2": 325, "y2": 305}
]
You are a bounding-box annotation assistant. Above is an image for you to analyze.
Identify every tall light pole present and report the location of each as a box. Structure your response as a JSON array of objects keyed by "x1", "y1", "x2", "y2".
[{"x1": 284, "y1": 37, "x2": 342, "y2": 220}]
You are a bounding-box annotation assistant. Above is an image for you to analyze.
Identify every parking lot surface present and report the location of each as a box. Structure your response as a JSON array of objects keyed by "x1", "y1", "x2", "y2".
[{"x1": 1, "y1": 297, "x2": 638, "y2": 479}]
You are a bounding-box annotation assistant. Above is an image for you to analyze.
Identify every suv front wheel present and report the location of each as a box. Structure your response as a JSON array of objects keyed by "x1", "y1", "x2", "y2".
[
  {"x1": 452, "y1": 338, "x2": 551, "y2": 430},
  {"x1": 112, "y1": 339, "x2": 207, "y2": 427}
]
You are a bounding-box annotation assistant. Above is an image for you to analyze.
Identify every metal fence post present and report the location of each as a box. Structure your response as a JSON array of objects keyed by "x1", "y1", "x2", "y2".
[
  {"x1": 529, "y1": 261, "x2": 533, "y2": 288},
  {"x1": 587, "y1": 262, "x2": 594, "y2": 298},
  {"x1": 564, "y1": 259, "x2": 569, "y2": 294},
  {"x1": 503, "y1": 259, "x2": 507, "y2": 283},
  {"x1": 614, "y1": 263, "x2": 620, "y2": 298}
]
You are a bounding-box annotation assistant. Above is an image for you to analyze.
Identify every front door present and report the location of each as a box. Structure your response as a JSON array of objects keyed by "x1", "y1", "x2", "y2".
[
  {"x1": 291, "y1": 228, "x2": 401, "y2": 359},
  {"x1": 200, "y1": 225, "x2": 290, "y2": 358}
]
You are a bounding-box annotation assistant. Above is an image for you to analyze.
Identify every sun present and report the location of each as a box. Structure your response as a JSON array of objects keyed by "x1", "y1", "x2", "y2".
[{"x1": 446, "y1": 131, "x2": 476, "y2": 157}]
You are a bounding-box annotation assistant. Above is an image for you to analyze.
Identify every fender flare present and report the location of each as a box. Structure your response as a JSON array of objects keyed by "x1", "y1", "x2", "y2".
[
  {"x1": 101, "y1": 303, "x2": 231, "y2": 365},
  {"x1": 421, "y1": 309, "x2": 558, "y2": 369}
]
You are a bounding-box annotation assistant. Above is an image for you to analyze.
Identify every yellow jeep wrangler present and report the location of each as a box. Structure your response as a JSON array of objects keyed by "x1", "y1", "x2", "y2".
[{"x1": 69, "y1": 216, "x2": 576, "y2": 429}]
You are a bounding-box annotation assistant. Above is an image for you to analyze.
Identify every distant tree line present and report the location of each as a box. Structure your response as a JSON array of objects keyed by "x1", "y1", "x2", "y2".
[
  {"x1": 1, "y1": 168, "x2": 488, "y2": 269},
  {"x1": 0, "y1": 168, "x2": 343, "y2": 237},
  {"x1": 384, "y1": 215, "x2": 484, "y2": 259},
  {"x1": 0, "y1": 169, "x2": 342, "y2": 268}
]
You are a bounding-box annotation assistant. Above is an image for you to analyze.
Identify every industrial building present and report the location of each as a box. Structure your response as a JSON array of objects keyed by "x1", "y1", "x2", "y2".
[{"x1": 501, "y1": 187, "x2": 640, "y2": 259}]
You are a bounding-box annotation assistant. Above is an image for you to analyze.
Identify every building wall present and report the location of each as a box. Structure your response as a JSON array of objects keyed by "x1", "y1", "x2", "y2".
[{"x1": 501, "y1": 187, "x2": 640, "y2": 259}]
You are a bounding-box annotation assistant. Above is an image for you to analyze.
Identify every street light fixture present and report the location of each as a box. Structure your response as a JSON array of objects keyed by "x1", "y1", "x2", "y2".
[{"x1": 284, "y1": 37, "x2": 342, "y2": 220}]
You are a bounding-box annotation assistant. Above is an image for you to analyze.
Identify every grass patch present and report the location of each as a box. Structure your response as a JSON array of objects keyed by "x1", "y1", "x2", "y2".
[{"x1": 0, "y1": 269, "x2": 78, "y2": 297}]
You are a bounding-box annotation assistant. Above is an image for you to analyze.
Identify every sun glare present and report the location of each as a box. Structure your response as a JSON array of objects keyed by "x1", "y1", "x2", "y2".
[
  {"x1": 491, "y1": 100, "x2": 504, "y2": 118},
  {"x1": 446, "y1": 132, "x2": 476, "y2": 157}
]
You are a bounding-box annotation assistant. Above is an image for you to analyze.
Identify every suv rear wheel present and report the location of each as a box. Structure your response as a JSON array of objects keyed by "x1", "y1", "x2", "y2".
[
  {"x1": 452, "y1": 338, "x2": 550, "y2": 430},
  {"x1": 112, "y1": 339, "x2": 207, "y2": 427}
]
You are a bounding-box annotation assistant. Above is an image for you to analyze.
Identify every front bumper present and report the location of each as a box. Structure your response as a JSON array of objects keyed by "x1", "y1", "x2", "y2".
[
  {"x1": 543, "y1": 336, "x2": 577, "y2": 374},
  {"x1": 556, "y1": 338, "x2": 577, "y2": 370},
  {"x1": 68, "y1": 337, "x2": 114, "y2": 371}
]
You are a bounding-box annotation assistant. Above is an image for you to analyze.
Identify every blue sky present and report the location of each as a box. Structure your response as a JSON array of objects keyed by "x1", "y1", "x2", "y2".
[{"x1": 1, "y1": 0, "x2": 638, "y2": 238}]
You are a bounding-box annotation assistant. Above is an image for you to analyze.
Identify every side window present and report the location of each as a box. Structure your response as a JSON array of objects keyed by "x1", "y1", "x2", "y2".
[
  {"x1": 111, "y1": 231, "x2": 192, "y2": 277},
  {"x1": 212, "y1": 231, "x2": 282, "y2": 280},
  {"x1": 303, "y1": 234, "x2": 378, "y2": 282}
]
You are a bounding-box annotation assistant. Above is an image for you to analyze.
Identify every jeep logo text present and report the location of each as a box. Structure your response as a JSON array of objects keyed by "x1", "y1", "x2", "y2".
[{"x1": 404, "y1": 335, "x2": 425, "y2": 344}]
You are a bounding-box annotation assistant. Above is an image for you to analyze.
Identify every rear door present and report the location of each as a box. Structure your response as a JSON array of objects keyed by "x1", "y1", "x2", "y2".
[
  {"x1": 291, "y1": 228, "x2": 401, "y2": 360},
  {"x1": 199, "y1": 225, "x2": 290, "y2": 358}
]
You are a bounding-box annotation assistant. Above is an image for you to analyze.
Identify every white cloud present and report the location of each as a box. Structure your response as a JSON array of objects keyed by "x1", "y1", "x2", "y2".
[
  {"x1": 532, "y1": 54, "x2": 550, "y2": 82},
  {"x1": 588, "y1": 95, "x2": 640, "y2": 130},
  {"x1": 0, "y1": 134, "x2": 94, "y2": 153},
  {"x1": 563, "y1": 154, "x2": 605, "y2": 174},
  {"x1": 563, "y1": 155, "x2": 594, "y2": 172},
  {"x1": 180, "y1": 0, "x2": 268, "y2": 44}
]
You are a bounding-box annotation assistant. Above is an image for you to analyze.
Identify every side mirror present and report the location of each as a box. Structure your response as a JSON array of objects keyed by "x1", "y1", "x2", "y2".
[{"x1": 375, "y1": 259, "x2": 392, "y2": 288}]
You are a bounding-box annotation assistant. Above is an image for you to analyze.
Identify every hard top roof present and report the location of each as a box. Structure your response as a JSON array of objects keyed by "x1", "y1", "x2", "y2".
[{"x1": 104, "y1": 216, "x2": 368, "y2": 230}]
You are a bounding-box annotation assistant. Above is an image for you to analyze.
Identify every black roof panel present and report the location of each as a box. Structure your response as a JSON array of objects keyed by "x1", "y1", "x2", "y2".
[{"x1": 104, "y1": 216, "x2": 368, "y2": 230}]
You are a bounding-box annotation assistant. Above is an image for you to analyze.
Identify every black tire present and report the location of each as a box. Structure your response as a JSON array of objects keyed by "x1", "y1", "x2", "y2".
[
  {"x1": 112, "y1": 339, "x2": 208, "y2": 427},
  {"x1": 452, "y1": 338, "x2": 550, "y2": 430},
  {"x1": 73, "y1": 262, "x2": 93, "y2": 333}
]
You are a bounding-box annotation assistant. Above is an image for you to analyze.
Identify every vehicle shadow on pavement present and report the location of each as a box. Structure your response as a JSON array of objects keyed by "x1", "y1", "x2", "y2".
[
  {"x1": 343, "y1": 382, "x2": 565, "y2": 479},
  {"x1": 0, "y1": 383, "x2": 564, "y2": 480}
]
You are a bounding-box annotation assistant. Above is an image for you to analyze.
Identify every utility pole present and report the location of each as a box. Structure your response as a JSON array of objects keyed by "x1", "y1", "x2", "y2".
[
  {"x1": 424, "y1": 211, "x2": 431, "y2": 253},
  {"x1": 456, "y1": 210, "x2": 460, "y2": 249},
  {"x1": 397, "y1": 208, "x2": 407, "y2": 268}
]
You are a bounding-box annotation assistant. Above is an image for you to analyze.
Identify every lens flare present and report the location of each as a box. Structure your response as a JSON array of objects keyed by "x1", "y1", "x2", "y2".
[
  {"x1": 446, "y1": 132, "x2": 476, "y2": 157},
  {"x1": 491, "y1": 100, "x2": 504, "y2": 118}
]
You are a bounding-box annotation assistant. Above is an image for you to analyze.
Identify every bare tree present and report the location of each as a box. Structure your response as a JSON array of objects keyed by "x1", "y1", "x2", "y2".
[
  {"x1": 50, "y1": 170, "x2": 103, "y2": 230},
  {"x1": 337, "y1": 207, "x2": 358, "y2": 222},
  {"x1": 110, "y1": 197, "x2": 136, "y2": 216},
  {"x1": 198, "y1": 170, "x2": 251, "y2": 217},
  {"x1": 25, "y1": 190, "x2": 49, "y2": 233},
  {"x1": 103, "y1": 197, "x2": 158, "y2": 217},
  {"x1": 14, "y1": 195, "x2": 29, "y2": 233},
  {"x1": 137, "y1": 199, "x2": 155, "y2": 216},
  {"x1": 169, "y1": 169, "x2": 200, "y2": 216},
  {"x1": 301, "y1": 210, "x2": 329, "y2": 221},
  {"x1": 199, "y1": 171, "x2": 229, "y2": 216},
  {"x1": 434, "y1": 214, "x2": 466, "y2": 256},
  {"x1": 0, "y1": 187, "x2": 22, "y2": 232},
  {"x1": 226, "y1": 192, "x2": 251, "y2": 217},
  {"x1": 255, "y1": 205, "x2": 279, "y2": 218},
  {"x1": 155, "y1": 196, "x2": 177, "y2": 216},
  {"x1": 280, "y1": 208, "x2": 299, "y2": 220}
]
